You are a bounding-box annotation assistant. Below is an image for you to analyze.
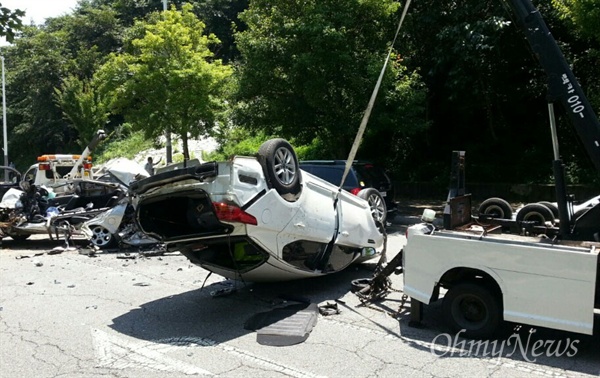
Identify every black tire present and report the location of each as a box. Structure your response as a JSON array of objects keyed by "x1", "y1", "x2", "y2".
[
  {"x1": 257, "y1": 139, "x2": 302, "y2": 202},
  {"x1": 357, "y1": 188, "x2": 387, "y2": 226},
  {"x1": 537, "y1": 201, "x2": 559, "y2": 219},
  {"x1": 443, "y1": 282, "x2": 502, "y2": 339},
  {"x1": 9, "y1": 234, "x2": 31, "y2": 241},
  {"x1": 478, "y1": 197, "x2": 513, "y2": 219},
  {"x1": 516, "y1": 203, "x2": 554, "y2": 225},
  {"x1": 88, "y1": 225, "x2": 117, "y2": 249},
  {"x1": 350, "y1": 278, "x2": 373, "y2": 293}
]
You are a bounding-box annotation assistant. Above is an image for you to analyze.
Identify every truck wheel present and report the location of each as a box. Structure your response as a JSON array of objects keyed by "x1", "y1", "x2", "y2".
[
  {"x1": 357, "y1": 188, "x2": 387, "y2": 226},
  {"x1": 9, "y1": 234, "x2": 31, "y2": 241},
  {"x1": 537, "y1": 201, "x2": 559, "y2": 219},
  {"x1": 478, "y1": 197, "x2": 513, "y2": 219},
  {"x1": 442, "y1": 283, "x2": 501, "y2": 339},
  {"x1": 258, "y1": 139, "x2": 302, "y2": 202},
  {"x1": 516, "y1": 203, "x2": 554, "y2": 225}
]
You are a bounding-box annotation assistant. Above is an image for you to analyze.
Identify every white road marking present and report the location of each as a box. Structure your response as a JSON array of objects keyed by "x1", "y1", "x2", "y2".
[
  {"x1": 154, "y1": 336, "x2": 325, "y2": 378},
  {"x1": 92, "y1": 330, "x2": 324, "y2": 378},
  {"x1": 91, "y1": 328, "x2": 213, "y2": 375}
]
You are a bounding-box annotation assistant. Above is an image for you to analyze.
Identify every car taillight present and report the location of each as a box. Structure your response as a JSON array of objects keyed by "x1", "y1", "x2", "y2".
[
  {"x1": 350, "y1": 188, "x2": 361, "y2": 195},
  {"x1": 213, "y1": 202, "x2": 257, "y2": 225},
  {"x1": 38, "y1": 163, "x2": 51, "y2": 171}
]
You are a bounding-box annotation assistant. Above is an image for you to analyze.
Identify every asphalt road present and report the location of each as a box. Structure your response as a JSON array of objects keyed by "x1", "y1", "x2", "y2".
[{"x1": 1, "y1": 226, "x2": 599, "y2": 378}]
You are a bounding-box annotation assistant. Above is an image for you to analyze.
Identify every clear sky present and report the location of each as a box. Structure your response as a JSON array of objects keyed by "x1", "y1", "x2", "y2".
[
  {"x1": 2, "y1": 0, "x2": 79, "y2": 25},
  {"x1": 0, "y1": 0, "x2": 79, "y2": 45}
]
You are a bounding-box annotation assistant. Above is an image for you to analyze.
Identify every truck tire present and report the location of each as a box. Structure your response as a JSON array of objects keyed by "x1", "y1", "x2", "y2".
[
  {"x1": 478, "y1": 197, "x2": 513, "y2": 219},
  {"x1": 537, "y1": 201, "x2": 559, "y2": 219},
  {"x1": 516, "y1": 203, "x2": 554, "y2": 225},
  {"x1": 8, "y1": 234, "x2": 31, "y2": 242},
  {"x1": 257, "y1": 139, "x2": 302, "y2": 202},
  {"x1": 442, "y1": 283, "x2": 502, "y2": 339}
]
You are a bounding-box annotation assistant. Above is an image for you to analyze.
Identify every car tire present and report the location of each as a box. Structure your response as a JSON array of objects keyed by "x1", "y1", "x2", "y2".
[
  {"x1": 89, "y1": 225, "x2": 117, "y2": 249},
  {"x1": 537, "y1": 201, "x2": 559, "y2": 219},
  {"x1": 516, "y1": 203, "x2": 554, "y2": 225},
  {"x1": 350, "y1": 278, "x2": 373, "y2": 293},
  {"x1": 8, "y1": 234, "x2": 31, "y2": 241},
  {"x1": 357, "y1": 188, "x2": 387, "y2": 226},
  {"x1": 443, "y1": 282, "x2": 502, "y2": 340},
  {"x1": 478, "y1": 197, "x2": 513, "y2": 219},
  {"x1": 258, "y1": 138, "x2": 302, "y2": 202}
]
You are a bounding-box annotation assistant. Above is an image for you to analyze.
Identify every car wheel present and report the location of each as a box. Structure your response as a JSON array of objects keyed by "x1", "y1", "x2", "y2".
[
  {"x1": 443, "y1": 282, "x2": 502, "y2": 339},
  {"x1": 258, "y1": 138, "x2": 302, "y2": 202},
  {"x1": 89, "y1": 225, "x2": 117, "y2": 249},
  {"x1": 478, "y1": 197, "x2": 513, "y2": 219},
  {"x1": 516, "y1": 203, "x2": 554, "y2": 225},
  {"x1": 357, "y1": 188, "x2": 387, "y2": 225},
  {"x1": 537, "y1": 201, "x2": 559, "y2": 219},
  {"x1": 8, "y1": 234, "x2": 31, "y2": 241}
]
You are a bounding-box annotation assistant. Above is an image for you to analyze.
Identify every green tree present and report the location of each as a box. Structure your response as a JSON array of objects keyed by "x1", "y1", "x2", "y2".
[
  {"x1": 1, "y1": 4, "x2": 125, "y2": 169},
  {"x1": 233, "y1": 0, "x2": 428, "y2": 159},
  {"x1": 553, "y1": 0, "x2": 600, "y2": 42},
  {"x1": 54, "y1": 76, "x2": 110, "y2": 147},
  {"x1": 2, "y1": 26, "x2": 80, "y2": 169},
  {"x1": 95, "y1": 4, "x2": 232, "y2": 160},
  {"x1": 0, "y1": 2, "x2": 24, "y2": 43}
]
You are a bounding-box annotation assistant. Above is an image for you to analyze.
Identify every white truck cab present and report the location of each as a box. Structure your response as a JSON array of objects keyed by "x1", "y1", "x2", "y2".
[
  {"x1": 22, "y1": 154, "x2": 94, "y2": 194},
  {"x1": 21, "y1": 130, "x2": 107, "y2": 194}
]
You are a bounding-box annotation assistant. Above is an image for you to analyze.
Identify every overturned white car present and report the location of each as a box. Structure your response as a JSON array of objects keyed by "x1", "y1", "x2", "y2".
[{"x1": 130, "y1": 139, "x2": 384, "y2": 282}]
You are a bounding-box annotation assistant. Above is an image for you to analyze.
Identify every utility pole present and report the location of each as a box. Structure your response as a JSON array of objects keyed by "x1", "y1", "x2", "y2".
[
  {"x1": 163, "y1": 0, "x2": 172, "y2": 163},
  {"x1": 2, "y1": 56, "x2": 8, "y2": 181}
]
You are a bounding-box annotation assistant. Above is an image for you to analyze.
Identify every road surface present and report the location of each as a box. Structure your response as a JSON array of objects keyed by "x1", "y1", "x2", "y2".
[{"x1": 1, "y1": 226, "x2": 598, "y2": 378}]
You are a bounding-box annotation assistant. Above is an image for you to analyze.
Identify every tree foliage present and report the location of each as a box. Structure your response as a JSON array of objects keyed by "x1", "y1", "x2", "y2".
[
  {"x1": 0, "y1": 0, "x2": 598, "y2": 188},
  {"x1": 553, "y1": 0, "x2": 600, "y2": 42},
  {"x1": 233, "y1": 0, "x2": 428, "y2": 159},
  {"x1": 94, "y1": 4, "x2": 232, "y2": 160},
  {"x1": 0, "y1": 2, "x2": 24, "y2": 43}
]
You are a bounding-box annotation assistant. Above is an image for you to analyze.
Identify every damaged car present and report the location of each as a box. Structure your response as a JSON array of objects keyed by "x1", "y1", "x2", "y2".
[
  {"x1": 130, "y1": 139, "x2": 385, "y2": 282},
  {"x1": 79, "y1": 158, "x2": 158, "y2": 249},
  {"x1": 0, "y1": 179, "x2": 125, "y2": 241}
]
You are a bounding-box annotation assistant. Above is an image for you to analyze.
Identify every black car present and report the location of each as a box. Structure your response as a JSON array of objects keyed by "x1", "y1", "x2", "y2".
[{"x1": 299, "y1": 160, "x2": 396, "y2": 224}]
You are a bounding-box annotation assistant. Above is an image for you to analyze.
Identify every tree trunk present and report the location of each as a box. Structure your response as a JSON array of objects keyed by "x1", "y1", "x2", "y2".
[{"x1": 182, "y1": 133, "x2": 190, "y2": 161}]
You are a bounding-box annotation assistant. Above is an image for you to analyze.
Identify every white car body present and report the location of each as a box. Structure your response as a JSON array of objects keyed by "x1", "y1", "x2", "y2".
[{"x1": 132, "y1": 148, "x2": 384, "y2": 282}]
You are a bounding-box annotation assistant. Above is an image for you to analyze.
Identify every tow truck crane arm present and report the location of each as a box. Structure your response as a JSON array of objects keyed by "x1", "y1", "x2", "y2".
[
  {"x1": 502, "y1": 0, "x2": 600, "y2": 171},
  {"x1": 502, "y1": 0, "x2": 600, "y2": 239},
  {"x1": 66, "y1": 130, "x2": 107, "y2": 179},
  {"x1": 357, "y1": 0, "x2": 600, "y2": 302}
]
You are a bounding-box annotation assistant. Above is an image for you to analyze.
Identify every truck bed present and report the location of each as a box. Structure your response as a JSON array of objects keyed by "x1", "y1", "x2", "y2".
[{"x1": 403, "y1": 224, "x2": 600, "y2": 335}]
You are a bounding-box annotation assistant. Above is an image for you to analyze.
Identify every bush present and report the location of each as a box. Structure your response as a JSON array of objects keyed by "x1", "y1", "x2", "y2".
[{"x1": 95, "y1": 129, "x2": 156, "y2": 164}]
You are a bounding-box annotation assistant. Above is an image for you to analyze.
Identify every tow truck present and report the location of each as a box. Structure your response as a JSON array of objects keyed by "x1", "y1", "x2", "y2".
[
  {"x1": 21, "y1": 130, "x2": 107, "y2": 195},
  {"x1": 0, "y1": 130, "x2": 110, "y2": 241},
  {"x1": 358, "y1": 0, "x2": 600, "y2": 339}
]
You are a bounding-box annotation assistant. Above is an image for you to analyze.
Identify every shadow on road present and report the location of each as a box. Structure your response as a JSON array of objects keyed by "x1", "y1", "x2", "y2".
[{"x1": 108, "y1": 263, "x2": 381, "y2": 344}]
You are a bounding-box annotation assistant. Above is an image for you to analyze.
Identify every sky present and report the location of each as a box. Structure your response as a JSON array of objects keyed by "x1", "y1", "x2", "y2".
[
  {"x1": 2, "y1": 0, "x2": 80, "y2": 25},
  {"x1": 1, "y1": 0, "x2": 79, "y2": 45}
]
